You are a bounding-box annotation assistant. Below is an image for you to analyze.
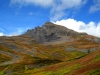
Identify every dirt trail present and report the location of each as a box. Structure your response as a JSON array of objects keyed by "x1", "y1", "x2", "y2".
[{"x1": 0, "y1": 51, "x2": 21, "y2": 66}]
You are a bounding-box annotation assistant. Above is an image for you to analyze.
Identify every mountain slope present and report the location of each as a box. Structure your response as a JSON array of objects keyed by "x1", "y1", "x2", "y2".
[{"x1": 0, "y1": 22, "x2": 100, "y2": 75}]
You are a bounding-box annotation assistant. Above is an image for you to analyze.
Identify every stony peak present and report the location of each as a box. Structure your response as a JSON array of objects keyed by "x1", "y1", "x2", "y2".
[
  {"x1": 44, "y1": 22, "x2": 54, "y2": 25},
  {"x1": 23, "y1": 22, "x2": 87, "y2": 43}
]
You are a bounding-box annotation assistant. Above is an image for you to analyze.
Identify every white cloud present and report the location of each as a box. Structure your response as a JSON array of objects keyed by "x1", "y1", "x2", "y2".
[
  {"x1": 0, "y1": 28, "x2": 4, "y2": 36},
  {"x1": 50, "y1": 0, "x2": 87, "y2": 21},
  {"x1": 0, "y1": 26, "x2": 31, "y2": 36},
  {"x1": 28, "y1": 12, "x2": 40, "y2": 16},
  {"x1": 0, "y1": 32, "x2": 4, "y2": 36},
  {"x1": 6, "y1": 27, "x2": 30, "y2": 36},
  {"x1": 10, "y1": 0, "x2": 53, "y2": 7},
  {"x1": 28, "y1": 12, "x2": 33, "y2": 15},
  {"x1": 89, "y1": 0, "x2": 100, "y2": 13},
  {"x1": 53, "y1": 18, "x2": 100, "y2": 37},
  {"x1": 10, "y1": 0, "x2": 87, "y2": 21},
  {"x1": 0, "y1": 28, "x2": 5, "y2": 32}
]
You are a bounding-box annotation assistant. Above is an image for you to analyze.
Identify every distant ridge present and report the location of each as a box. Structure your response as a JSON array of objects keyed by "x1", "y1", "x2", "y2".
[{"x1": 23, "y1": 22, "x2": 87, "y2": 43}]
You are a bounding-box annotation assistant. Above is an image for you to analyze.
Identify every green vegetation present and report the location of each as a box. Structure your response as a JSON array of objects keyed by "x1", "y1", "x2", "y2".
[
  {"x1": 0, "y1": 54, "x2": 12, "y2": 64},
  {"x1": 70, "y1": 51, "x2": 87, "y2": 60},
  {"x1": 0, "y1": 65, "x2": 10, "y2": 75},
  {"x1": 0, "y1": 36, "x2": 100, "y2": 75},
  {"x1": 90, "y1": 53, "x2": 100, "y2": 63},
  {"x1": 24, "y1": 64, "x2": 80, "y2": 75},
  {"x1": 89, "y1": 69, "x2": 100, "y2": 75},
  {"x1": 51, "y1": 64, "x2": 80, "y2": 75},
  {"x1": 93, "y1": 54, "x2": 100, "y2": 62}
]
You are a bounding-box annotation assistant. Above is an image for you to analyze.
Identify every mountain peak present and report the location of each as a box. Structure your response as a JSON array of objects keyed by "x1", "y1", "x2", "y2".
[
  {"x1": 44, "y1": 22, "x2": 53, "y2": 24},
  {"x1": 23, "y1": 22, "x2": 87, "y2": 43},
  {"x1": 43, "y1": 22, "x2": 55, "y2": 27}
]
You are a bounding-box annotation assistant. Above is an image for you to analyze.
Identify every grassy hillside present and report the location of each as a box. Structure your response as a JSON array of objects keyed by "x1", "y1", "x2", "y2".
[{"x1": 0, "y1": 35, "x2": 100, "y2": 75}]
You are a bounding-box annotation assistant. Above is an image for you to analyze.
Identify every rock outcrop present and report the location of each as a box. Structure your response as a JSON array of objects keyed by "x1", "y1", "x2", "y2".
[{"x1": 23, "y1": 22, "x2": 87, "y2": 43}]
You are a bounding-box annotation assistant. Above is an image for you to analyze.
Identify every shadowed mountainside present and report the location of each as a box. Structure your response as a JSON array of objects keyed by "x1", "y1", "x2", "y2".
[{"x1": 0, "y1": 22, "x2": 100, "y2": 75}]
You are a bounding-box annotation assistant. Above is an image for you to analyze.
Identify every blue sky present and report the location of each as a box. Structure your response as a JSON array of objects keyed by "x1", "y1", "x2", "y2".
[{"x1": 0, "y1": 0, "x2": 100, "y2": 37}]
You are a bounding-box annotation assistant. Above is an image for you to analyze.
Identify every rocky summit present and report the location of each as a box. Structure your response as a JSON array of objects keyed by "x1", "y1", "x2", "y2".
[{"x1": 23, "y1": 22, "x2": 87, "y2": 43}]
